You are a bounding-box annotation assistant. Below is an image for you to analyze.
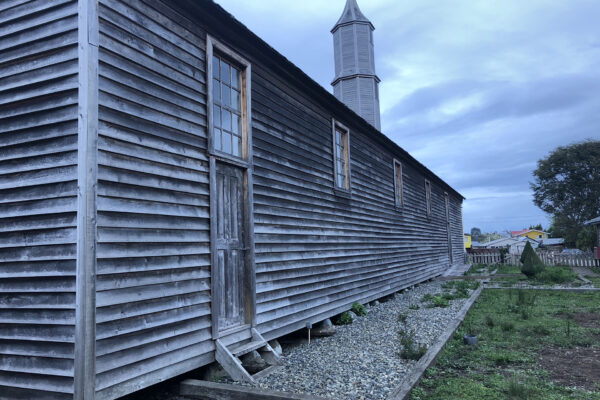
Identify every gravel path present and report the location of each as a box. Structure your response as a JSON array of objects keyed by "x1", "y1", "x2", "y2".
[{"x1": 236, "y1": 280, "x2": 474, "y2": 400}]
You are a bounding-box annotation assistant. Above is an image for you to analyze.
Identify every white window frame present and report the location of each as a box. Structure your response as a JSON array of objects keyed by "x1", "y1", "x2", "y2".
[
  {"x1": 332, "y1": 119, "x2": 351, "y2": 193},
  {"x1": 393, "y1": 159, "x2": 403, "y2": 209},
  {"x1": 207, "y1": 35, "x2": 252, "y2": 165}
]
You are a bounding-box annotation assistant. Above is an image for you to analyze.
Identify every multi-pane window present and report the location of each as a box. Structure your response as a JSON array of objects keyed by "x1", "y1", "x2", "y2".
[
  {"x1": 212, "y1": 55, "x2": 242, "y2": 157},
  {"x1": 334, "y1": 125, "x2": 350, "y2": 190},
  {"x1": 425, "y1": 180, "x2": 432, "y2": 217},
  {"x1": 394, "y1": 160, "x2": 403, "y2": 208}
]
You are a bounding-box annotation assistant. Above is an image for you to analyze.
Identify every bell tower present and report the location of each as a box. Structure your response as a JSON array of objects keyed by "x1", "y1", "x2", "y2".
[{"x1": 332, "y1": 0, "x2": 381, "y2": 130}]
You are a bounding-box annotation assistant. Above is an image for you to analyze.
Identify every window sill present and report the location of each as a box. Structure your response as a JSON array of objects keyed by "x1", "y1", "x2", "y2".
[
  {"x1": 333, "y1": 187, "x2": 352, "y2": 199},
  {"x1": 210, "y1": 151, "x2": 251, "y2": 169}
]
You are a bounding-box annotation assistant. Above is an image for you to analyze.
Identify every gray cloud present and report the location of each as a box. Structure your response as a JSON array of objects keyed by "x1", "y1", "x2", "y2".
[{"x1": 215, "y1": 0, "x2": 600, "y2": 234}]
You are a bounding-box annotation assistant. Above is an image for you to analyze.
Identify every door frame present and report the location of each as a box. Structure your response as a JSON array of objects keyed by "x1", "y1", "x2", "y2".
[{"x1": 207, "y1": 35, "x2": 256, "y2": 339}]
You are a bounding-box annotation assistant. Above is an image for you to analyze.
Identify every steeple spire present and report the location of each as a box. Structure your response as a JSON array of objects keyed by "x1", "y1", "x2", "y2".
[
  {"x1": 332, "y1": 0, "x2": 373, "y2": 32},
  {"x1": 331, "y1": 0, "x2": 381, "y2": 130}
]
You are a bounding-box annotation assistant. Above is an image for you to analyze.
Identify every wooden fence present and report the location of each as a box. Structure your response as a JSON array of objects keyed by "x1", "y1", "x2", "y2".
[
  {"x1": 468, "y1": 250, "x2": 600, "y2": 268},
  {"x1": 538, "y1": 251, "x2": 600, "y2": 268},
  {"x1": 468, "y1": 252, "x2": 520, "y2": 266}
]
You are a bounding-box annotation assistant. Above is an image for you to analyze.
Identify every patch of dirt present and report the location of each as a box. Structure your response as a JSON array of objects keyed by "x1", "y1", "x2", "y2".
[
  {"x1": 555, "y1": 311, "x2": 600, "y2": 329},
  {"x1": 538, "y1": 346, "x2": 600, "y2": 391}
]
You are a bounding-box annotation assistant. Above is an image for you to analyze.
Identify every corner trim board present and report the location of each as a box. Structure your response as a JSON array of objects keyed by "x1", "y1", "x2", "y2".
[{"x1": 74, "y1": 0, "x2": 99, "y2": 399}]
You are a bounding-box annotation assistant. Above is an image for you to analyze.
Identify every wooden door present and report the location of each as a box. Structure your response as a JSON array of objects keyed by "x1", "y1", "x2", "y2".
[{"x1": 215, "y1": 163, "x2": 246, "y2": 331}]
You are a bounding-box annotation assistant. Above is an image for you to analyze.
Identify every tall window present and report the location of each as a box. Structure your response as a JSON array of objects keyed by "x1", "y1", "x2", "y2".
[
  {"x1": 333, "y1": 122, "x2": 350, "y2": 191},
  {"x1": 394, "y1": 160, "x2": 403, "y2": 208},
  {"x1": 425, "y1": 179, "x2": 432, "y2": 217},
  {"x1": 212, "y1": 54, "x2": 243, "y2": 158}
]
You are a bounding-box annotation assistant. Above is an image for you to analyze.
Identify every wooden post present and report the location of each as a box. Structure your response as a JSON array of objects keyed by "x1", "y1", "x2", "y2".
[{"x1": 74, "y1": 1, "x2": 98, "y2": 399}]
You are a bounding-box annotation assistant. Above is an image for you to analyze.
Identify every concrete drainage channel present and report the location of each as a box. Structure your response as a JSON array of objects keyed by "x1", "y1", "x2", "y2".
[{"x1": 179, "y1": 280, "x2": 486, "y2": 400}]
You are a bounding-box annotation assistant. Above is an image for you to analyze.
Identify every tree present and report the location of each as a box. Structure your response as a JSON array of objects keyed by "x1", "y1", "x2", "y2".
[
  {"x1": 470, "y1": 227, "x2": 484, "y2": 242},
  {"x1": 520, "y1": 242, "x2": 544, "y2": 278},
  {"x1": 529, "y1": 224, "x2": 543, "y2": 231},
  {"x1": 531, "y1": 140, "x2": 600, "y2": 248}
]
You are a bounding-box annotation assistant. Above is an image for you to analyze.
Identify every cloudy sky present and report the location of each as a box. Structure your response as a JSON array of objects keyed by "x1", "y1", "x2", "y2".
[{"x1": 216, "y1": 0, "x2": 600, "y2": 234}]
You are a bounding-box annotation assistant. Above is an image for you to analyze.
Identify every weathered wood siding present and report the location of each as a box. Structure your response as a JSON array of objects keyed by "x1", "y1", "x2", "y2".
[
  {"x1": 0, "y1": 1, "x2": 79, "y2": 399},
  {"x1": 250, "y1": 67, "x2": 464, "y2": 339},
  {"x1": 94, "y1": 0, "x2": 213, "y2": 398}
]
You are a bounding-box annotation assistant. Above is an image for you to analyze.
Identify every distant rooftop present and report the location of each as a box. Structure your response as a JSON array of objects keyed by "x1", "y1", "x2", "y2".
[{"x1": 585, "y1": 216, "x2": 600, "y2": 225}]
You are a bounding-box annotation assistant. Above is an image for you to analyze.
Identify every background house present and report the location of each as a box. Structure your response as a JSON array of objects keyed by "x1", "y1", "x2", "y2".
[
  {"x1": 511, "y1": 229, "x2": 549, "y2": 240},
  {"x1": 484, "y1": 236, "x2": 539, "y2": 255},
  {"x1": 585, "y1": 217, "x2": 600, "y2": 258}
]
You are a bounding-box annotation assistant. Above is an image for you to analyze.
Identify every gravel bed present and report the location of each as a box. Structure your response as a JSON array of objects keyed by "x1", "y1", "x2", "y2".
[{"x1": 235, "y1": 280, "x2": 475, "y2": 400}]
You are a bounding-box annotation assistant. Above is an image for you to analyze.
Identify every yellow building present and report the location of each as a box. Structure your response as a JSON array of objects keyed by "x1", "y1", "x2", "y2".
[
  {"x1": 511, "y1": 229, "x2": 548, "y2": 240},
  {"x1": 464, "y1": 233, "x2": 472, "y2": 249}
]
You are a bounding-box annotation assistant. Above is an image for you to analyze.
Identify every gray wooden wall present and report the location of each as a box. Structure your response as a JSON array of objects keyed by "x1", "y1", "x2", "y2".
[
  {"x1": 0, "y1": 0, "x2": 465, "y2": 399},
  {"x1": 0, "y1": 0, "x2": 79, "y2": 399},
  {"x1": 251, "y1": 66, "x2": 464, "y2": 339},
  {"x1": 94, "y1": 0, "x2": 213, "y2": 398}
]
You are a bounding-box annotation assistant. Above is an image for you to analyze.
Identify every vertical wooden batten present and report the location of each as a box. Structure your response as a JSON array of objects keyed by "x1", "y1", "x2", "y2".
[{"x1": 74, "y1": 0, "x2": 99, "y2": 399}]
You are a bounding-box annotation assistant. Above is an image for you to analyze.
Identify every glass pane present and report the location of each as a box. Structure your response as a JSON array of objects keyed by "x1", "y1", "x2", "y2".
[
  {"x1": 221, "y1": 60, "x2": 230, "y2": 85},
  {"x1": 337, "y1": 174, "x2": 344, "y2": 188},
  {"x1": 232, "y1": 136, "x2": 241, "y2": 157},
  {"x1": 231, "y1": 68, "x2": 240, "y2": 89},
  {"x1": 212, "y1": 56, "x2": 219, "y2": 79},
  {"x1": 223, "y1": 131, "x2": 232, "y2": 154},
  {"x1": 222, "y1": 110, "x2": 232, "y2": 131},
  {"x1": 213, "y1": 79, "x2": 220, "y2": 102},
  {"x1": 213, "y1": 105, "x2": 221, "y2": 127},
  {"x1": 222, "y1": 84, "x2": 231, "y2": 107},
  {"x1": 336, "y1": 131, "x2": 342, "y2": 145},
  {"x1": 337, "y1": 160, "x2": 344, "y2": 175},
  {"x1": 336, "y1": 145, "x2": 342, "y2": 160},
  {"x1": 231, "y1": 114, "x2": 240, "y2": 134},
  {"x1": 214, "y1": 128, "x2": 222, "y2": 151},
  {"x1": 231, "y1": 89, "x2": 240, "y2": 110}
]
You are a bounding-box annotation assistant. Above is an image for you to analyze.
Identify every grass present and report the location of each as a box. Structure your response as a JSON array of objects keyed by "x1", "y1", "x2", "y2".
[
  {"x1": 410, "y1": 289, "x2": 600, "y2": 400},
  {"x1": 585, "y1": 276, "x2": 600, "y2": 288},
  {"x1": 492, "y1": 265, "x2": 580, "y2": 287},
  {"x1": 495, "y1": 264, "x2": 522, "y2": 274},
  {"x1": 464, "y1": 264, "x2": 496, "y2": 275}
]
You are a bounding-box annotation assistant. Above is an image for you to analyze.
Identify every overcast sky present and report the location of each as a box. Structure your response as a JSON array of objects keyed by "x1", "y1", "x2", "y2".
[{"x1": 216, "y1": 0, "x2": 600, "y2": 234}]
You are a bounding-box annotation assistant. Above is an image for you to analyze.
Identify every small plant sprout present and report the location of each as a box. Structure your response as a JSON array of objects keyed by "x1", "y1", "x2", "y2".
[{"x1": 350, "y1": 302, "x2": 367, "y2": 317}]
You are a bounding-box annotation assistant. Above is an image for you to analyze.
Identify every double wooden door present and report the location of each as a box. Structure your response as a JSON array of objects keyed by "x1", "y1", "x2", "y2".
[{"x1": 215, "y1": 163, "x2": 246, "y2": 331}]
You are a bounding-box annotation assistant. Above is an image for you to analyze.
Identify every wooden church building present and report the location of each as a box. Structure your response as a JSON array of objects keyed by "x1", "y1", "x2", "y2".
[{"x1": 0, "y1": 0, "x2": 465, "y2": 398}]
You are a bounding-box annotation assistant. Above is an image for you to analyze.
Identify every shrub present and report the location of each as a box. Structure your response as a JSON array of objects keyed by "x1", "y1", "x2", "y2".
[
  {"x1": 398, "y1": 313, "x2": 408, "y2": 323},
  {"x1": 409, "y1": 304, "x2": 420, "y2": 310},
  {"x1": 485, "y1": 315, "x2": 496, "y2": 328},
  {"x1": 421, "y1": 293, "x2": 434, "y2": 302},
  {"x1": 535, "y1": 266, "x2": 577, "y2": 284},
  {"x1": 520, "y1": 242, "x2": 545, "y2": 278},
  {"x1": 516, "y1": 290, "x2": 537, "y2": 307},
  {"x1": 335, "y1": 311, "x2": 353, "y2": 325},
  {"x1": 430, "y1": 295, "x2": 450, "y2": 308},
  {"x1": 442, "y1": 292, "x2": 455, "y2": 301},
  {"x1": 492, "y1": 351, "x2": 512, "y2": 365},
  {"x1": 399, "y1": 329, "x2": 428, "y2": 360},
  {"x1": 351, "y1": 302, "x2": 367, "y2": 317},
  {"x1": 507, "y1": 378, "x2": 533, "y2": 399},
  {"x1": 501, "y1": 321, "x2": 515, "y2": 332},
  {"x1": 532, "y1": 325, "x2": 550, "y2": 336}
]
